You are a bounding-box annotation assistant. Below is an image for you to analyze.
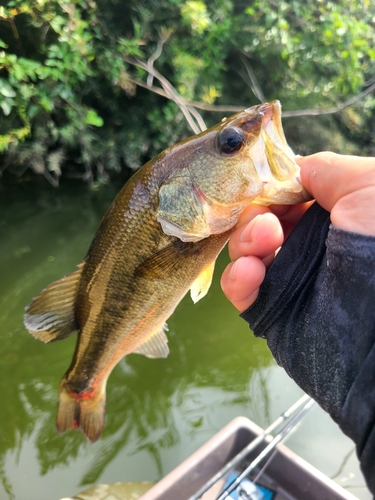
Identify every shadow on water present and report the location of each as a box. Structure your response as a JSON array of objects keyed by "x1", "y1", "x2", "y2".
[{"x1": 0, "y1": 182, "x2": 272, "y2": 499}]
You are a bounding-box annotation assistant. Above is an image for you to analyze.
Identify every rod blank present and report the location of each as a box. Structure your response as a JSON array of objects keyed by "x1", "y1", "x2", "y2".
[{"x1": 189, "y1": 394, "x2": 314, "y2": 500}]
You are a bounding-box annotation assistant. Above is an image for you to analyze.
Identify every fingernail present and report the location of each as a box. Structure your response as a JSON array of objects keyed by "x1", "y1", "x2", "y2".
[
  {"x1": 240, "y1": 215, "x2": 261, "y2": 243},
  {"x1": 229, "y1": 261, "x2": 238, "y2": 280},
  {"x1": 240, "y1": 224, "x2": 251, "y2": 243}
]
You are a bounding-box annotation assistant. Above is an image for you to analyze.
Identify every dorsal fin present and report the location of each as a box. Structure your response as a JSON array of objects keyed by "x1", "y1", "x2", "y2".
[
  {"x1": 24, "y1": 263, "x2": 84, "y2": 343},
  {"x1": 133, "y1": 323, "x2": 169, "y2": 358},
  {"x1": 190, "y1": 261, "x2": 215, "y2": 303}
]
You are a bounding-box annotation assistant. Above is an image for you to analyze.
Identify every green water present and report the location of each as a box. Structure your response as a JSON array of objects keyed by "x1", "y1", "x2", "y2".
[{"x1": 0, "y1": 182, "x2": 370, "y2": 500}]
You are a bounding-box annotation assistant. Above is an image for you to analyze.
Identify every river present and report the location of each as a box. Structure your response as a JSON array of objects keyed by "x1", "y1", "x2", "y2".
[{"x1": 0, "y1": 180, "x2": 370, "y2": 499}]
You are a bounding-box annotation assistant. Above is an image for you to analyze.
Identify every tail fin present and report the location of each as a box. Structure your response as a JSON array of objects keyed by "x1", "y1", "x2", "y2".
[{"x1": 56, "y1": 380, "x2": 106, "y2": 443}]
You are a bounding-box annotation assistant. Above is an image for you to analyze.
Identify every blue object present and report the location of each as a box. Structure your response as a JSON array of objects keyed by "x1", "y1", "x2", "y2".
[
  {"x1": 257, "y1": 484, "x2": 275, "y2": 500},
  {"x1": 222, "y1": 473, "x2": 275, "y2": 500}
]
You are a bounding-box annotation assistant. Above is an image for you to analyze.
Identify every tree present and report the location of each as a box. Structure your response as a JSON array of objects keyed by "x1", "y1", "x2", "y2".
[{"x1": 1, "y1": 0, "x2": 375, "y2": 186}]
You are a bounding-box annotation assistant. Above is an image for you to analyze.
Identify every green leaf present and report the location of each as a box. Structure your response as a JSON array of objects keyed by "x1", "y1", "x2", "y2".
[
  {"x1": 1, "y1": 100, "x2": 12, "y2": 116},
  {"x1": 0, "y1": 80, "x2": 16, "y2": 98},
  {"x1": 85, "y1": 109, "x2": 104, "y2": 127}
]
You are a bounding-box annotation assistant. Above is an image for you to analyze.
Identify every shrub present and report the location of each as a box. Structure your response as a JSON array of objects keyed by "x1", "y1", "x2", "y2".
[{"x1": 1, "y1": 0, "x2": 375, "y2": 186}]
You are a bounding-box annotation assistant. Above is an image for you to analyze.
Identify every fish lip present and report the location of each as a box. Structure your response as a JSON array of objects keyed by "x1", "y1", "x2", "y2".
[
  {"x1": 244, "y1": 100, "x2": 288, "y2": 149},
  {"x1": 294, "y1": 174, "x2": 313, "y2": 201},
  {"x1": 260, "y1": 100, "x2": 288, "y2": 145},
  {"x1": 244, "y1": 100, "x2": 280, "y2": 122},
  {"x1": 260, "y1": 101, "x2": 277, "y2": 125}
]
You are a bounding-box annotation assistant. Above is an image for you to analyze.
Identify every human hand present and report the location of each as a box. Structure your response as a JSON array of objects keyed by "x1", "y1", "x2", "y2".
[{"x1": 221, "y1": 152, "x2": 375, "y2": 312}]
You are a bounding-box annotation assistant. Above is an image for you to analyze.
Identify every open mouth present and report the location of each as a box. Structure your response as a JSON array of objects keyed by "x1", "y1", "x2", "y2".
[
  {"x1": 242, "y1": 101, "x2": 311, "y2": 204},
  {"x1": 253, "y1": 101, "x2": 294, "y2": 157}
]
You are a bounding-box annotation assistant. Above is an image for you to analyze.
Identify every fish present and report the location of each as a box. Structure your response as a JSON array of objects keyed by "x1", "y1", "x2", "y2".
[{"x1": 24, "y1": 100, "x2": 309, "y2": 442}]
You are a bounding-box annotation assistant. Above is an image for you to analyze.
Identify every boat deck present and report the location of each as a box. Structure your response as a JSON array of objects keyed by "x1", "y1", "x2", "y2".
[{"x1": 140, "y1": 416, "x2": 358, "y2": 500}]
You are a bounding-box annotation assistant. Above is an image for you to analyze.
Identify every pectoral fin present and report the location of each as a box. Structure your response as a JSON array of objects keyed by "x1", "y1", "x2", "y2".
[
  {"x1": 24, "y1": 263, "x2": 84, "y2": 343},
  {"x1": 135, "y1": 239, "x2": 200, "y2": 280},
  {"x1": 190, "y1": 261, "x2": 215, "y2": 303},
  {"x1": 133, "y1": 323, "x2": 169, "y2": 358}
]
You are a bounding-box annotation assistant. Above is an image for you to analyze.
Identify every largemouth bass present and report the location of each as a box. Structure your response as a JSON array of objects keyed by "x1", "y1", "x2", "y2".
[{"x1": 24, "y1": 101, "x2": 308, "y2": 442}]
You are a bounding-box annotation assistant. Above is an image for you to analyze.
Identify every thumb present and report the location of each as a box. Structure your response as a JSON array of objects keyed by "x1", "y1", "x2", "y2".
[{"x1": 297, "y1": 152, "x2": 375, "y2": 235}]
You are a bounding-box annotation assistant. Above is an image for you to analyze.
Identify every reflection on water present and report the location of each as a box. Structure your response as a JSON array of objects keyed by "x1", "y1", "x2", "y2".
[{"x1": 0, "y1": 183, "x2": 370, "y2": 500}]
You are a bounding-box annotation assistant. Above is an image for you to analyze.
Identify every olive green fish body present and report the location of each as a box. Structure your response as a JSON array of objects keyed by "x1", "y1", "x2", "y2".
[
  {"x1": 25, "y1": 152, "x2": 231, "y2": 441},
  {"x1": 24, "y1": 101, "x2": 309, "y2": 442},
  {"x1": 69, "y1": 152, "x2": 227, "y2": 373}
]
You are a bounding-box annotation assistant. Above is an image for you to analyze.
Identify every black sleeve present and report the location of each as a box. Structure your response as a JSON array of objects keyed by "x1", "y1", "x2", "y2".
[{"x1": 240, "y1": 202, "x2": 375, "y2": 494}]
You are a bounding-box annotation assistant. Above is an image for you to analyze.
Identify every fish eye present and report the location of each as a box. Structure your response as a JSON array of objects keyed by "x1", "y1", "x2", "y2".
[{"x1": 216, "y1": 127, "x2": 245, "y2": 155}]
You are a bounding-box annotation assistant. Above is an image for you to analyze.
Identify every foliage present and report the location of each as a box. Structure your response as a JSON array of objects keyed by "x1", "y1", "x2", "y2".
[{"x1": 1, "y1": 0, "x2": 375, "y2": 185}]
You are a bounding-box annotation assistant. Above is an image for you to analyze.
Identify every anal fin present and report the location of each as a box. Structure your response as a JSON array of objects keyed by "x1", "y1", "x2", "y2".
[
  {"x1": 133, "y1": 323, "x2": 169, "y2": 359},
  {"x1": 190, "y1": 261, "x2": 215, "y2": 304},
  {"x1": 24, "y1": 263, "x2": 84, "y2": 343}
]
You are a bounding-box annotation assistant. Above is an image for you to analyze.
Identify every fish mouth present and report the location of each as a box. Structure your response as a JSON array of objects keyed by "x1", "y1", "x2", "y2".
[
  {"x1": 244, "y1": 100, "x2": 311, "y2": 204},
  {"x1": 260, "y1": 100, "x2": 291, "y2": 149},
  {"x1": 244, "y1": 100, "x2": 293, "y2": 156}
]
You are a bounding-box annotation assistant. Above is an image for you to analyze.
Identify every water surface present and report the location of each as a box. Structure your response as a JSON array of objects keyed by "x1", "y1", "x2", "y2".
[{"x1": 0, "y1": 182, "x2": 370, "y2": 499}]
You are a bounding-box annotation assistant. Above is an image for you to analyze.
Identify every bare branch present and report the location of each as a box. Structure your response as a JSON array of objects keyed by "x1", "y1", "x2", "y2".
[
  {"x1": 282, "y1": 81, "x2": 375, "y2": 117},
  {"x1": 186, "y1": 104, "x2": 207, "y2": 132},
  {"x1": 0, "y1": 15, "x2": 20, "y2": 39},
  {"x1": 146, "y1": 29, "x2": 171, "y2": 88},
  {"x1": 186, "y1": 101, "x2": 243, "y2": 113},
  {"x1": 239, "y1": 54, "x2": 265, "y2": 102},
  {"x1": 124, "y1": 56, "x2": 205, "y2": 133},
  {"x1": 42, "y1": 168, "x2": 59, "y2": 188},
  {"x1": 124, "y1": 60, "x2": 375, "y2": 122},
  {"x1": 365, "y1": 74, "x2": 375, "y2": 87},
  {"x1": 126, "y1": 77, "x2": 244, "y2": 112}
]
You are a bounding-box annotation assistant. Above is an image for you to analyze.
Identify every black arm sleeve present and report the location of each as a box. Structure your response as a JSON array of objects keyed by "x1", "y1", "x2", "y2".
[{"x1": 240, "y1": 202, "x2": 375, "y2": 494}]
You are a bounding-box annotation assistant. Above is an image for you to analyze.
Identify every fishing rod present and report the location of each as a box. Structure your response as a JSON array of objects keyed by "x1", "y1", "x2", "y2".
[
  {"x1": 188, "y1": 394, "x2": 314, "y2": 500},
  {"x1": 217, "y1": 396, "x2": 315, "y2": 500}
]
